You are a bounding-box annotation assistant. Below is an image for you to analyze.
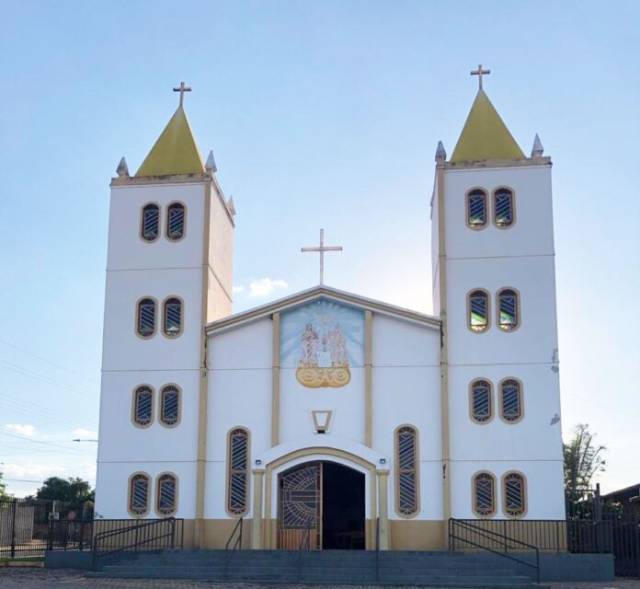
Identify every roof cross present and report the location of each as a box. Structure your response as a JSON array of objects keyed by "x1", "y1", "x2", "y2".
[
  {"x1": 173, "y1": 81, "x2": 192, "y2": 107},
  {"x1": 301, "y1": 229, "x2": 343, "y2": 285},
  {"x1": 470, "y1": 64, "x2": 490, "y2": 90}
]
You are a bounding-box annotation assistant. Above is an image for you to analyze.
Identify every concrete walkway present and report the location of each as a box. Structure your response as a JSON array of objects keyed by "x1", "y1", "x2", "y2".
[{"x1": 0, "y1": 569, "x2": 638, "y2": 589}]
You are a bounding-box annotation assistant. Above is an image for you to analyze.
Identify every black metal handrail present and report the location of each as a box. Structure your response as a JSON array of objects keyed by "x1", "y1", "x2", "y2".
[
  {"x1": 92, "y1": 517, "x2": 181, "y2": 571},
  {"x1": 449, "y1": 518, "x2": 540, "y2": 584},
  {"x1": 225, "y1": 517, "x2": 244, "y2": 551}
]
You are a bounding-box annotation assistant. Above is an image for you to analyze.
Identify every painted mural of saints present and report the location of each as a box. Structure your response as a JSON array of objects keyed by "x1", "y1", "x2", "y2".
[{"x1": 296, "y1": 321, "x2": 350, "y2": 388}]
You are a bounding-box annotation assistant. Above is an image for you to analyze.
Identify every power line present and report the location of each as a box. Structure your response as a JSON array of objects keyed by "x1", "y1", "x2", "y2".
[{"x1": 0, "y1": 429, "x2": 85, "y2": 453}]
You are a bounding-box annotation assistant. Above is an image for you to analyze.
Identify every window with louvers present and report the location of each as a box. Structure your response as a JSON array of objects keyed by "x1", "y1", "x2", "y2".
[
  {"x1": 470, "y1": 380, "x2": 492, "y2": 423},
  {"x1": 503, "y1": 472, "x2": 526, "y2": 517},
  {"x1": 156, "y1": 473, "x2": 177, "y2": 516},
  {"x1": 137, "y1": 298, "x2": 156, "y2": 338},
  {"x1": 129, "y1": 473, "x2": 150, "y2": 516},
  {"x1": 468, "y1": 290, "x2": 489, "y2": 332},
  {"x1": 160, "y1": 385, "x2": 180, "y2": 426},
  {"x1": 500, "y1": 379, "x2": 522, "y2": 422},
  {"x1": 163, "y1": 298, "x2": 182, "y2": 337},
  {"x1": 133, "y1": 386, "x2": 153, "y2": 427},
  {"x1": 494, "y1": 188, "x2": 514, "y2": 227},
  {"x1": 141, "y1": 204, "x2": 160, "y2": 242},
  {"x1": 473, "y1": 472, "x2": 496, "y2": 517},
  {"x1": 396, "y1": 426, "x2": 419, "y2": 516},
  {"x1": 227, "y1": 428, "x2": 249, "y2": 515},
  {"x1": 467, "y1": 189, "x2": 487, "y2": 229},
  {"x1": 166, "y1": 203, "x2": 185, "y2": 241},
  {"x1": 497, "y1": 288, "x2": 519, "y2": 331}
]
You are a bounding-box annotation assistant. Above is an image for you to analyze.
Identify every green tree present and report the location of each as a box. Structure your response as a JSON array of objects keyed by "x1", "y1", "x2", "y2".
[
  {"x1": 564, "y1": 423, "x2": 606, "y2": 516},
  {"x1": 36, "y1": 476, "x2": 94, "y2": 512},
  {"x1": 0, "y1": 471, "x2": 9, "y2": 499}
]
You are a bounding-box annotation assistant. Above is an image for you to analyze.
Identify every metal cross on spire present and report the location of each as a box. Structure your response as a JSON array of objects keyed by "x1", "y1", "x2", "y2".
[
  {"x1": 470, "y1": 64, "x2": 490, "y2": 90},
  {"x1": 301, "y1": 229, "x2": 343, "y2": 285},
  {"x1": 173, "y1": 81, "x2": 192, "y2": 107}
]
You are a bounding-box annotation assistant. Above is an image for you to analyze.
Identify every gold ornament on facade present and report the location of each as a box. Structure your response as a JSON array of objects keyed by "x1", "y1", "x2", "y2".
[{"x1": 296, "y1": 322, "x2": 351, "y2": 388}]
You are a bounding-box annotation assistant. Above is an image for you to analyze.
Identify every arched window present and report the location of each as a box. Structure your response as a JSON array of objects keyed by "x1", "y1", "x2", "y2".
[
  {"x1": 395, "y1": 425, "x2": 419, "y2": 517},
  {"x1": 468, "y1": 290, "x2": 490, "y2": 333},
  {"x1": 227, "y1": 428, "x2": 249, "y2": 515},
  {"x1": 156, "y1": 473, "x2": 178, "y2": 516},
  {"x1": 503, "y1": 472, "x2": 526, "y2": 517},
  {"x1": 160, "y1": 385, "x2": 180, "y2": 427},
  {"x1": 140, "y1": 204, "x2": 160, "y2": 242},
  {"x1": 500, "y1": 379, "x2": 523, "y2": 423},
  {"x1": 473, "y1": 472, "x2": 496, "y2": 517},
  {"x1": 497, "y1": 288, "x2": 519, "y2": 332},
  {"x1": 466, "y1": 189, "x2": 487, "y2": 229},
  {"x1": 470, "y1": 380, "x2": 492, "y2": 423},
  {"x1": 132, "y1": 386, "x2": 153, "y2": 427},
  {"x1": 163, "y1": 297, "x2": 183, "y2": 337},
  {"x1": 494, "y1": 188, "x2": 514, "y2": 228},
  {"x1": 136, "y1": 298, "x2": 156, "y2": 338},
  {"x1": 129, "y1": 473, "x2": 150, "y2": 516},
  {"x1": 166, "y1": 203, "x2": 186, "y2": 241}
]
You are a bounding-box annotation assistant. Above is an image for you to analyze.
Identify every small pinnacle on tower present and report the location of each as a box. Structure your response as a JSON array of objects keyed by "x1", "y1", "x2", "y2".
[
  {"x1": 531, "y1": 134, "x2": 544, "y2": 157},
  {"x1": 205, "y1": 150, "x2": 217, "y2": 173},
  {"x1": 116, "y1": 156, "x2": 129, "y2": 177},
  {"x1": 435, "y1": 141, "x2": 447, "y2": 162},
  {"x1": 226, "y1": 195, "x2": 236, "y2": 216}
]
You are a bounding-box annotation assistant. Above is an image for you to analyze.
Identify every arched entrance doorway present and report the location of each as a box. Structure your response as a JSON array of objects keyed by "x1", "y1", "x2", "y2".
[{"x1": 278, "y1": 461, "x2": 365, "y2": 550}]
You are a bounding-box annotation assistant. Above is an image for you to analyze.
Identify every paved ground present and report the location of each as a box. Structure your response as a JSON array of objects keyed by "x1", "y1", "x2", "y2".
[{"x1": 0, "y1": 569, "x2": 638, "y2": 589}]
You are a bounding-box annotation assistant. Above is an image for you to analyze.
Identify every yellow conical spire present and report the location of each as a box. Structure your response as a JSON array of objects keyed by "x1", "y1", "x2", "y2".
[
  {"x1": 136, "y1": 105, "x2": 204, "y2": 177},
  {"x1": 450, "y1": 89, "x2": 524, "y2": 163}
]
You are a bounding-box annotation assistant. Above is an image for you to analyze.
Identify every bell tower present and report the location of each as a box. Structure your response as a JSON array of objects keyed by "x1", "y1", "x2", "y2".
[
  {"x1": 431, "y1": 68, "x2": 564, "y2": 526},
  {"x1": 96, "y1": 85, "x2": 235, "y2": 542}
]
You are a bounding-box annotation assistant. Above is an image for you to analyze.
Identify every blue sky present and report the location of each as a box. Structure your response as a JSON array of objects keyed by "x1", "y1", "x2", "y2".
[{"x1": 1, "y1": 1, "x2": 638, "y2": 497}]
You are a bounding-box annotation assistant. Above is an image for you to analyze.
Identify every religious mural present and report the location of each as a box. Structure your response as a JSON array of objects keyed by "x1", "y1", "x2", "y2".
[{"x1": 281, "y1": 299, "x2": 364, "y2": 388}]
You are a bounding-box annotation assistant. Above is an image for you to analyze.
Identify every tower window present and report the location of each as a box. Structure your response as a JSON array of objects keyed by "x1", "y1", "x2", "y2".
[
  {"x1": 500, "y1": 379, "x2": 523, "y2": 423},
  {"x1": 395, "y1": 425, "x2": 419, "y2": 517},
  {"x1": 141, "y1": 204, "x2": 160, "y2": 242},
  {"x1": 494, "y1": 188, "x2": 514, "y2": 228},
  {"x1": 503, "y1": 472, "x2": 526, "y2": 517},
  {"x1": 473, "y1": 472, "x2": 496, "y2": 517},
  {"x1": 163, "y1": 297, "x2": 183, "y2": 338},
  {"x1": 156, "y1": 473, "x2": 178, "y2": 516},
  {"x1": 166, "y1": 203, "x2": 186, "y2": 241},
  {"x1": 136, "y1": 298, "x2": 157, "y2": 338},
  {"x1": 227, "y1": 427, "x2": 249, "y2": 516},
  {"x1": 132, "y1": 386, "x2": 153, "y2": 427},
  {"x1": 128, "y1": 473, "x2": 150, "y2": 516},
  {"x1": 497, "y1": 288, "x2": 519, "y2": 332},
  {"x1": 466, "y1": 189, "x2": 487, "y2": 229},
  {"x1": 470, "y1": 380, "x2": 492, "y2": 423},
  {"x1": 468, "y1": 290, "x2": 490, "y2": 333},
  {"x1": 160, "y1": 385, "x2": 180, "y2": 427}
]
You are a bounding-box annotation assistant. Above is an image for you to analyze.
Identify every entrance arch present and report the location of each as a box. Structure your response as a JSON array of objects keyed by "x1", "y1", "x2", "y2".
[{"x1": 278, "y1": 461, "x2": 365, "y2": 550}]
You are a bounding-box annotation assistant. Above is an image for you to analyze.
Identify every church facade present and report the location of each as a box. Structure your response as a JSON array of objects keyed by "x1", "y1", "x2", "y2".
[{"x1": 95, "y1": 74, "x2": 565, "y2": 550}]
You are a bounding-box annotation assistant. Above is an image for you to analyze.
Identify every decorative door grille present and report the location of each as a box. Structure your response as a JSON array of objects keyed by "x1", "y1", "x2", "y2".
[{"x1": 278, "y1": 463, "x2": 321, "y2": 549}]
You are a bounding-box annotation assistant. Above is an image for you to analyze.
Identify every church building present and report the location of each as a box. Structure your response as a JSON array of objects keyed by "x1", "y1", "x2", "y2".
[{"x1": 95, "y1": 71, "x2": 565, "y2": 551}]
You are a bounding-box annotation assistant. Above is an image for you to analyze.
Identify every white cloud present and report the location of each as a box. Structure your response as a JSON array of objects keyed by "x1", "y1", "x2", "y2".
[
  {"x1": 232, "y1": 285, "x2": 245, "y2": 294},
  {"x1": 249, "y1": 278, "x2": 288, "y2": 298},
  {"x1": 5, "y1": 423, "x2": 36, "y2": 437},
  {"x1": 72, "y1": 428, "x2": 97, "y2": 439}
]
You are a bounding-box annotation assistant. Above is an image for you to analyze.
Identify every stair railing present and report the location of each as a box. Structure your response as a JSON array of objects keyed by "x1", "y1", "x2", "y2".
[
  {"x1": 448, "y1": 518, "x2": 540, "y2": 584},
  {"x1": 92, "y1": 517, "x2": 181, "y2": 571},
  {"x1": 224, "y1": 517, "x2": 244, "y2": 581}
]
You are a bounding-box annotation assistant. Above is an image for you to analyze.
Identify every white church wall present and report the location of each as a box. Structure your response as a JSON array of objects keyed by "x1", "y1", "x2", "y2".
[
  {"x1": 450, "y1": 460, "x2": 565, "y2": 520},
  {"x1": 445, "y1": 256, "x2": 559, "y2": 366},
  {"x1": 443, "y1": 165, "x2": 554, "y2": 260},
  {"x1": 448, "y1": 364, "x2": 562, "y2": 462},
  {"x1": 98, "y1": 370, "x2": 199, "y2": 463},
  {"x1": 102, "y1": 268, "x2": 203, "y2": 371},
  {"x1": 95, "y1": 461, "x2": 197, "y2": 520},
  {"x1": 207, "y1": 186, "x2": 234, "y2": 321},
  {"x1": 107, "y1": 183, "x2": 206, "y2": 271}
]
